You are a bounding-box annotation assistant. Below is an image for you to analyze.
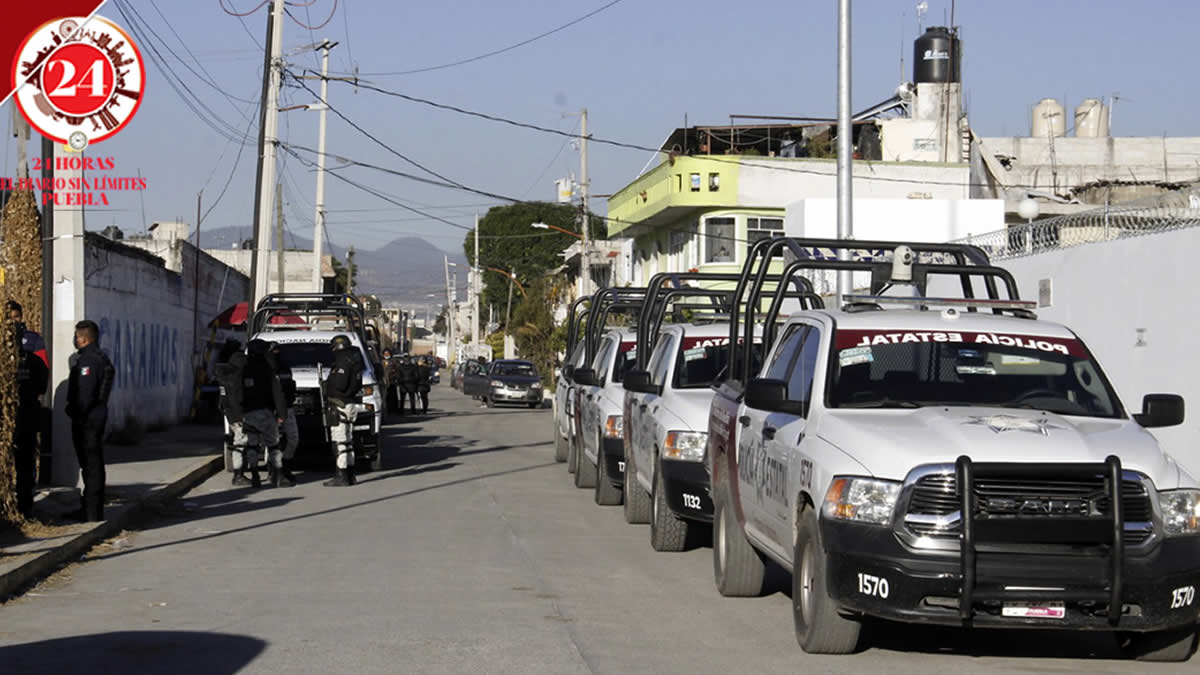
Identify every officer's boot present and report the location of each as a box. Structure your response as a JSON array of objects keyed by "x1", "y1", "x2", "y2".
[
  {"x1": 279, "y1": 466, "x2": 298, "y2": 487},
  {"x1": 346, "y1": 452, "x2": 357, "y2": 486},
  {"x1": 231, "y1": 447, "x2": 251, "y2": 486},
  {"x1": 323, "y1": 469, "x2": 350, "y2": 487},
  {"x1": 246, "y1": 448, "x2": 262, "y2": 488},
  {"x1": 267, "y1": 464, "x2": 280, "y2": 488}
]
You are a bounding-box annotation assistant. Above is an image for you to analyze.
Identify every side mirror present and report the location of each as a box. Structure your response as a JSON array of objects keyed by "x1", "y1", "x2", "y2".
[
  {"x1": 573, "y1": 367, "x2": 598, "y2": 387},
  {"x1": 563, "y1": 364, "x2": 576, "y2": 382},
  {"x1": 745, "y1": 377, "x2": 790, "y2": 413},
  {"x1": 1134, "y1": 393, "x2": 1185, "y2": 428},
  {"x1": 623, "y1": 369, "x2": 661, "y2": 395}
]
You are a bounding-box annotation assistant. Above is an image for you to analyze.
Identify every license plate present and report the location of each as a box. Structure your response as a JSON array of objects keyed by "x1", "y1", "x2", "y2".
[
  {"x1": 1002, "y1": 602, "x2": 1065, "y2": 619},
  {"x1": 353, "y1": 424, "x2": 371, "y2": 431}
]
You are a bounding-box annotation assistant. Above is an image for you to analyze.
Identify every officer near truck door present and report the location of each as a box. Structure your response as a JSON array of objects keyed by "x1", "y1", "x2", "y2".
[
  {"x1": 12, "y1": 318, "x2": 48, "y2": 517},
  {"x1": 65, "y1": 320, "x2": 115, "y2": 522},
  {"x1": 232, "y1": 340, "x2": 287, "y2": 488},
  {"x1": 323, "y1": 335, "x2": 366, "y2": 486},
  {"x1": 217, "y1": 346, "x2": 251, "y2": 486},
  {"x1": 266, "y1": 342, "x2": 299, "y2": 487}
]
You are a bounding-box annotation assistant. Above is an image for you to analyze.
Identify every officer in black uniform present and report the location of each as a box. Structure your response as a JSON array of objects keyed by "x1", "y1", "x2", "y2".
[
  {"x1": 265, "y1": 342, "x2": 299, "y2": 487},
  {"x1": 65, "y1": 320, "x2": 115, "y2": 522},
  {"x1": 323, "y1": 335, "x2": 366, "y2": 486},
  {"x1": 415, "y1": 356, "x2": 432, "y2": 415},
  {"x1": 216, "y1": 347, "x2": 250, "y2": 486},
  {"x1": 397, "y1": 356, "x2": 418, "y2": 415},
  {"x1": 235, "y1": 339, "x2": 287, "y2": 488},
  {"x1": 12, "y1": 320, "x2": 48, "y2": 517}
]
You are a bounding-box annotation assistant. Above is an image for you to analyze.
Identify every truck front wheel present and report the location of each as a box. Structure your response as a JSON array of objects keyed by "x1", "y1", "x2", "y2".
[{"x1": 793, "y1": 504, "x2": 863, "y2": 654}]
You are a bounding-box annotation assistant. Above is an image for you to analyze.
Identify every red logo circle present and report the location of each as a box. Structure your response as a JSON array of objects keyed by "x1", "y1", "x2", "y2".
[{"x1": 11, "y1": 16, "x2": 146, "y2": 146}]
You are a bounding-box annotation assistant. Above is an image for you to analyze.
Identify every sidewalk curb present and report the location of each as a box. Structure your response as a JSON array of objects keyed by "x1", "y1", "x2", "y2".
[{"x1": 0, "y1": 455, "x2": 223, "y2": 600}]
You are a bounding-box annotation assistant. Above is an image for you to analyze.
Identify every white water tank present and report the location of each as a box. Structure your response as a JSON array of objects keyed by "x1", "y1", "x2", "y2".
[
  {"x1": 1074, "y1": 98, "x2": 1110, "y2": 137},
  {"x1": 1031, "y1": 98, "x2": 1066, "y2": 138}
]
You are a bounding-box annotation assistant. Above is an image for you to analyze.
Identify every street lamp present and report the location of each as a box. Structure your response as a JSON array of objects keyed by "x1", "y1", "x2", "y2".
[
  {"x1": 532, "y1": 221, "x2": 588, "y2": 300},
  {"x1": 531, "y1": 222, "x2": 583, "y2": 239}
]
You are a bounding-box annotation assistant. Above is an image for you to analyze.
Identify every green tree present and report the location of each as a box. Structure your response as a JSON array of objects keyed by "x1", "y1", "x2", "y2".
[
  {"x1": 433, "y1": 306, "x2": 448, "y2": 335},
  {"x1": 462, "y1": 202, "x2": 605, "y2": 326},
  {"x1": 511, "y1": 275, "x2": 570, "y2": 389}
]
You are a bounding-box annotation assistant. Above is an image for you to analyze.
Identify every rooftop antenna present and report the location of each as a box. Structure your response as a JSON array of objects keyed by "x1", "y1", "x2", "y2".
[{"x1": 916, "y1": 1, "x2": 928, "y2": 32}]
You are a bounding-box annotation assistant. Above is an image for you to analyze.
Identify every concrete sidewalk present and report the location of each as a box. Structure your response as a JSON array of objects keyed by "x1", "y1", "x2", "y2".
[{"x1": 0, "y1": 423, "x2": 225, "y2": 599}]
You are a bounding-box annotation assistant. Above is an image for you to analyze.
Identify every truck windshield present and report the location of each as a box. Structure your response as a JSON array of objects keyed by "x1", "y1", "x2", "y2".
[
  {"x1": 829, "y1": 328, "x2": 1123, "y2": 418},
  {"x1": 274, "y1": 342, "x2": 335, "y2": 369}
]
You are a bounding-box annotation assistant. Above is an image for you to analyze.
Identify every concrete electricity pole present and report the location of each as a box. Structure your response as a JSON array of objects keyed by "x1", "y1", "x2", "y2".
[
  {"x1": 249, "y1": 0, "x2": 285, "y2": 309},
  {"x1": 835, "y1": 0, "x2": 853, "y2": 307},
  {"x1": 473, "y1": 213, "x2": 481, "y2": 349},
  {"x1": 275, "y1": 183, "x2": 284, "y2": 292},
  {"x1": 578, "y1": 108, "x2": 590, "y2": 298},
  {"x1": 444, "y1": 256, "x2": 456, "y2": 367},
  {"x1": 309, "y1": 40, "x2": 336, "y2": 292}
]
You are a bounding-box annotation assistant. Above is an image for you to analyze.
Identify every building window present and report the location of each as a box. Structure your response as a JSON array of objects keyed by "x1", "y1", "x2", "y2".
[
  {"x1": 746, "y1": 216, "x2": 784, "y2": 255},
  {"x1": 690, "y1": 173, "x2": 701, "y2": 192},
  {"x1": 708, "y1": 173, "x2": 720, "y2": 191},
  {"x1": 675, "y1": 174, "x2": 682, "y2": 192},
  {"x1": 704, "y1": 217, "x2": 736, "y2": 263}
]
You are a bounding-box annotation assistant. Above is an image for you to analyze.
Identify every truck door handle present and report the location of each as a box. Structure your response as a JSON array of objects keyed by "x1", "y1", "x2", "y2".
[
  {"x1": 763, "y1": 426, "x2": 777, "y2": 440},
  {"x1": 738, "y1": 416, "x2": 750, "y2": 427}
]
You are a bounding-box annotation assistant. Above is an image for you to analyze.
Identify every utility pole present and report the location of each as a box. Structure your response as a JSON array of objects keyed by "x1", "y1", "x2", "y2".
[
  {"x1": 275, "y1": 183, "x2": 284, "y2": 293},
  {"x1": 346, "y1": 246, "x2": 356, "y2": 293},
  {"x1": 835, "y1": 0, "x2": 853, "y2": 306},
  {"x1": 192, "y1": 190, "x2": 203, "y2": 368},
  {"x1": 444, "y1": 256, "x2": 456, "y2": 367},
  {"x1": 504, "y1": 268, "x2": 515, "y2": 354},
  {"x1": 249, "y1": 0, "x2": 285, "y2": 309},
  {"x1": 578, "y1": 108, "x2": 591, "y2": 298},
  {"x1": 310, "y1": 40, "x2": 336, "y2": 292},
  {"x1": 473, "y1": 213, "x2": 481, "y2": 349}
]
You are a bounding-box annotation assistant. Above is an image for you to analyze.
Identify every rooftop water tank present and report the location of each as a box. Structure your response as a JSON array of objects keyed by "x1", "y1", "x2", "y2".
[
  {"x1": 1074, "y1": 98, "x2": 1110, "y2": 137},
  {"x1": 1032, "y1": 98, "x2": 1066, "y2": 138},
  {"x1": 913, "y1": 26, "x2": 961, "y2": 83}
]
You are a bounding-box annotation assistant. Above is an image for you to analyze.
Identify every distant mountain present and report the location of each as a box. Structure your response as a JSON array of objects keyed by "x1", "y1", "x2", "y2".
[{"x1": 198, "y1": 226, "x2": 468, "y2": 305}]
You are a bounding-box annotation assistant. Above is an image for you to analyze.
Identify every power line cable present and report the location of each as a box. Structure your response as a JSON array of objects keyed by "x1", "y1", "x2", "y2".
[
  {"x1": 221, "y1": 0, "x2": 270, "y2": 17},
  {"x1": 286, "y1": 0, "x2": 338, "y2": 29},
  {"x1": 146, "y1": 2, "x2": 258, "y2": 109},
  {"x1": 348, "y1": 0, "x2": 623, "y2": 76}
]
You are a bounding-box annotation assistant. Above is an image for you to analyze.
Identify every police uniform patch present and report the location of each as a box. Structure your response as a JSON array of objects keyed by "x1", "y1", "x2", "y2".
[{"x1": 81, "y1": 367, "x2": 91, "y2": 376}]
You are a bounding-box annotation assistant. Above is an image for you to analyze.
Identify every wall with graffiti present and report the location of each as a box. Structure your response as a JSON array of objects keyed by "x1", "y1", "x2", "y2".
[{"x1": 83, "y1": 233, "x2": 248, "y2": 430}]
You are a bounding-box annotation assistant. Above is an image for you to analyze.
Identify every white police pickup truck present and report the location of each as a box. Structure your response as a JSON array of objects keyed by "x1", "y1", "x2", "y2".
[
  {"x1": 624, "y1": 323, "x2": 739, "y2": 550},
  {"x1": 571, "y1": 328, "x2": 637, "y2": 504},
  {"x1": 553, "y1": 340, "x2": 587, "y2": 465},
  {"x1": 710, "y1": 299, "x2": 1200, "y2": 660}
]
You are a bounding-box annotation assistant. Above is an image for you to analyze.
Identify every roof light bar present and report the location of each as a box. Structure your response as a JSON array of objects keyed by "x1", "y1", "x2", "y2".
[{"x1": 841, "y1": 294, "x2": 1037, "y2": 310}]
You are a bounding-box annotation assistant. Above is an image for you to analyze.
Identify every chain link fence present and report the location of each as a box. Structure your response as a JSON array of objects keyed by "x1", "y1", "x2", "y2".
[{"x1": 956, "y1": 187, "x2": 1200, "y2": 261}]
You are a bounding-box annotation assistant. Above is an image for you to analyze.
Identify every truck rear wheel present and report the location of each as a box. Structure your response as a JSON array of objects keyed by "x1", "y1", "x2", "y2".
[
  {"x1": 1121, "y1": 627, "x2": 1199, "y2": 662},
  {"x1": 651, "y1": 458, "x2": 688, "y2": 552},
  {"x1": 622, "y1": 448, "x2": 650, "y2": 524},
  {"x1": 554, "y1": 431, "x2": 568, "y2": 463},
  {"x1": 574, "y1": 441, "x2": 597, "y2": 489},
  {"x1": 594, "y1": 442, "x2": 622, "y2": 505},
  {"x1": 793, "y1": 504, "x2": 863, "y2": 654},
  {"x1": 712, "y1": 480, "x2": 765, "y2": 597}
]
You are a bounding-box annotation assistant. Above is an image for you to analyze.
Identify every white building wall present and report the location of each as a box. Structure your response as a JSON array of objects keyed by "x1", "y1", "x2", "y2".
[
  {"x1": 737, "y1": 160, "x2": 970, "y2": 206},
  {"x1": 1001, "y1": 229, "x2": 1200, "y2": 478},
  {"x1": 784, "y1": 198, "x2": 1005, "y2": 241}
]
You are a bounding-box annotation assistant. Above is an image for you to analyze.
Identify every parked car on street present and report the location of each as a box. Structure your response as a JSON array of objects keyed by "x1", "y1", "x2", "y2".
[{"x1": 465, "y1": 359, "x2": 543, "y2": 408}]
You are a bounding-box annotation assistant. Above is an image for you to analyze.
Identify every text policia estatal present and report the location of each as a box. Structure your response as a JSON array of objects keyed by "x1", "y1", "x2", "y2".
[
  {"x1": 850, "y1": 331, "x2": 1074, "y2": 355},
  {"x1": 0, "y1": 157, "x2": 147, "y2": 206}
]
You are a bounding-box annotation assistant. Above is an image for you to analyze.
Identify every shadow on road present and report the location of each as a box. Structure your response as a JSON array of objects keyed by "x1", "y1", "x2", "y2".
[
  {"x1": 0, "y1": 630, "x2": 267, "y2": 674},
  {"x1": 88, "y1": 460, "x2": 561, "y2": 564},
  {"x1": 862, "y1": 621, "x2": 1127, "y2": 660}
]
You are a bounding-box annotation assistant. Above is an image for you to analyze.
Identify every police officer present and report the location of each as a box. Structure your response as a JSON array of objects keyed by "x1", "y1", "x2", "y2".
[
  {"x1": 231, "y1": 339, "x2": 287, "y2": 488},
  {"x1": 266, "y1": 342, "x2": 299, "y2": 488},
  {"x1": 12, "y1": 319, "x2": 48, "y2": 517},
  {"x1": 397, "y1": 355, "x2": 418, "y2": 416},
  {"x1": 7, "y1": 301, "x2": 47, "y2": 366},
  {"x1": 415, "y1": 356, "x2": 432, "y2": 415},
  {"x1": 323, "y1": 334, "x2": 366, "y2": 486},
  {"x1": 216, "y1": 346, "x2": 251, "y2": 486},
  {"x1": 65, "y1": 320, "x2": 115, "y2": 522},
  {"x1": 380, "y1": 348, "x2": 397, "y2": 414}
]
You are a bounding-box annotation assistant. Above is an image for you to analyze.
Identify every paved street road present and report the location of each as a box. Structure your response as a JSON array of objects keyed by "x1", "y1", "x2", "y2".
[{"x1": 0, "y1": 386, "x2": 1193, "y2": 674}]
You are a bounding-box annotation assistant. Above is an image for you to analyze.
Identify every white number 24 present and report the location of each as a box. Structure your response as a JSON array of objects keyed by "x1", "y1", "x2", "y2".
[{"x1": 857, "y1": 573, "x2": 889, "y2": 599}]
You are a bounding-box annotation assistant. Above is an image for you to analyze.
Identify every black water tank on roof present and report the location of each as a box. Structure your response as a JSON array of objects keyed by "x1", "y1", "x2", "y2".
[{"x1": 913, "y1": 26, "x2": 961, "y2": 83}]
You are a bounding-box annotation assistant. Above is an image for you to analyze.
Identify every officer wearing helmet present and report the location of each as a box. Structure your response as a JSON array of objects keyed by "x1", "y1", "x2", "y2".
[
  {"x1": 323, "y1": 334, "x2": 366, "y2": 486},
  {"x1": 265, "y1": 342, "x2": 299, "y2": 487},
  {"x1": 229, "y1": 339, "x2": 286, "y2": 488}
]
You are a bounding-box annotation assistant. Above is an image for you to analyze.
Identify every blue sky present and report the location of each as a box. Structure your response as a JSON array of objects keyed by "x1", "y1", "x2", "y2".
[{"x1": 6, "y1": 0, "x2": 1198, "y2": 255}]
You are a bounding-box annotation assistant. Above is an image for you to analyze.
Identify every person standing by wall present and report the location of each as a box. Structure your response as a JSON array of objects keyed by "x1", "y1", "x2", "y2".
[
  {"x1": 65, "y1": 320, "x2": 115, "y2": 522},
  {"x1": 11, "y1": 319, "x2": 48, "y2": 517}
]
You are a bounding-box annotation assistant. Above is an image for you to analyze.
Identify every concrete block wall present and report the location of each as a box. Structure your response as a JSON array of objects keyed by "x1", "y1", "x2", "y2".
[
  {"x1": 83, "y1": 234, "x2": 248, "y2": 430},
  {"x1": 1001, "y1": 228, "x2": 1200, "y2": 478}
]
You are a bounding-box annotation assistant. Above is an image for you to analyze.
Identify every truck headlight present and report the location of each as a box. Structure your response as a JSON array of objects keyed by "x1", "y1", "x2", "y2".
[
  {"x1": 664, "y1": 431, "x2": 707, "y2": 462},
  {"x1": 361, "y1": 385, "x2": 374, "y2": 396},
  {"x1": 604, "y1": 415, "x2": 623, "y2": 439},
  {"x1": 1159, "y1": 489, "x2": 1200, "y2": 536},
  {"x1": 490, "y1": 380, "x2": 504, "y2": 388},
  {"x1": 822, "y1": 477, "x2": 901, "y2": 526}
]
